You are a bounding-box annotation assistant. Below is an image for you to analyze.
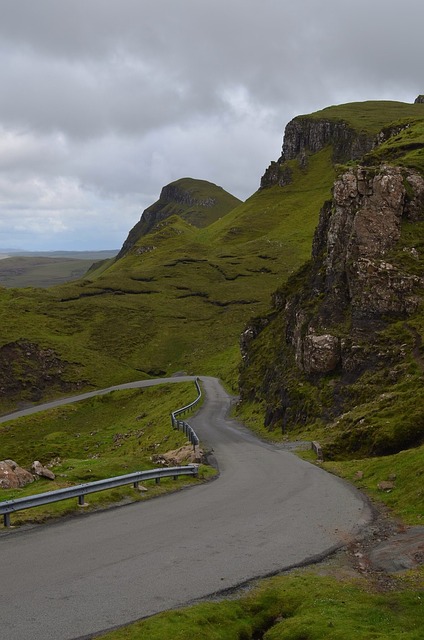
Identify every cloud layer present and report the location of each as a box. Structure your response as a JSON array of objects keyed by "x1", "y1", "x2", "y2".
[{"x1": 0, "y1": 0, "x2": 423, "y2": 250}]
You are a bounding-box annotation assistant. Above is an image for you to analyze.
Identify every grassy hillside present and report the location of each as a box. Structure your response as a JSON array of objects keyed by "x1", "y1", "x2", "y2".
[
  {"x1": 0, "y1": 381, "x2": 213, "y2": 525},
  {"x1": 306, "y1": 100, "x2": 424, "y2": 133},
  {"x1": 0, "y1": 251, "x2": 118, "y2": 288},
  {"x1": 0, "y1": 157, "x2": 336, "y2": 410}
]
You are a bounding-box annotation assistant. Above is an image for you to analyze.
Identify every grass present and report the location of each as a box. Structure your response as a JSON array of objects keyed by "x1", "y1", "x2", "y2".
[
  {"x1": 0, "y1": 256, "x2": 99, "y2": 288},
  {"x1": 305, "y1": 100, "x2": 424, "y2": 134},
  {"x1": 322, "y1": 445, "x2": 424, "y2": 526},
  {"x1": 363, "y1": 120, "x2": 424, "y2": 173},
  {"x1": 0, "y1": 381, "x2": 215, "y2": 526},
  {"x1": 95, "y1": 572, "x2": 424, "y2": 640}
]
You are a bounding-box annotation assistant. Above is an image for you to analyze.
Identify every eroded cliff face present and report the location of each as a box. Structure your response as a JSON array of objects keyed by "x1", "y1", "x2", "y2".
[
  {"x1": 260, "y1": 116, "x2": 376, "y2": 188},
  {"x1": 240, "y1": 163, "x2": 424, "y2": 443},
  {"x1": 0, "y1": 341, "x2": 85, "y2": 406}
]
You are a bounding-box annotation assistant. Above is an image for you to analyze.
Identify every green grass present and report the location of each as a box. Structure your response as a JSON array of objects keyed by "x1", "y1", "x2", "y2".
[
  {"x1": 96, "y1": 572, "x2": 424, "y2": 640},
  {"x1": 0, "y1": 381, "x2": 215, "y2": 526},
  {"x1": 0, "y1": 256, "x2": 98, "y2": 288},
  {"x1": 323, "y1": 445, "x2": 424, "y2": 525},
  {"x1": 363, "y1": 120, "x2": 424, "y2": 173},
  {"x1": 306, "y1": 100, "x2": 424, "y2": 134}
]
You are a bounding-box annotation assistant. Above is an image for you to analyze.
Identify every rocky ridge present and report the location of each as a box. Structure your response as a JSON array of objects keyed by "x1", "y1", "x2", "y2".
[
  {"x1": 241, "y1": 117, "x2": 424, "y2": 454},
  {"x1": 117, "y1": 178, "x2": 241, "y2": 258},
  {"x1": 260, "y1": 115, "x2": 376, "y2": 188}
]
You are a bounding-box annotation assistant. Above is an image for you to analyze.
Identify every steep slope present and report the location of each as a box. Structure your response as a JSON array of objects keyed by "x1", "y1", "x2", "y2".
[
  {"x1": 239, "y1": 102, "x2": 424, "y2": 459},
  {"x1": 116, "y1": 177, "x2": 241, "y2": 259}
]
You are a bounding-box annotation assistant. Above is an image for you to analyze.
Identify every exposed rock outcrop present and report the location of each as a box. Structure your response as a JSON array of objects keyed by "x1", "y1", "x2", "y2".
[
  {"x1": 240, "y1": 163, "x2": 424, "y2": 442},
  {"x1": 260, "y1": 115, "x2": 376, "y2": 188},
  {"x1": 0, "y1": 460, "x2": 34, "y2": 489},
  {"x1": 151, "y1": 444, "x2": 204, "y2": 466},
  {"x1": 281, "y1": 117, "x2": 375, "y2": 164},
  {"x1": 0, "y1": 340, "x2": 85, "y2": 404}
]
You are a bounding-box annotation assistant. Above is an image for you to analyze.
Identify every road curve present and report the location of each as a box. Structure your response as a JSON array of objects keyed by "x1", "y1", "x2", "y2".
[{"x1": 0, "y1": 376, "x2": 372, "y2": 640}]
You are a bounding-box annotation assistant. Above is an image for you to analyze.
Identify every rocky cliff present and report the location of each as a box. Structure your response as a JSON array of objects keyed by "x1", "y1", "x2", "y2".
[
  {"x1": 117, "y1": 177, "x2": 241, "y2": 258},
  {"x1": 241, "y1": 151, "x2": 424, "y2": 456},
  {"x1": 260, "y1": 116, "x2": 375, "y2": 188}
]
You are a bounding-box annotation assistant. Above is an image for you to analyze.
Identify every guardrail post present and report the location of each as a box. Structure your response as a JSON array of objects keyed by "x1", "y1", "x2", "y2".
[
  {"x1": 133, "y1": 481, "x2": 139, "y2": 489},
  {"x1": 78, "y1": 495, "x2": 87, "y2": 507},
  {"x1": 155, "y1": 477, "x2": 160, "y2": 485},
  {"x1": 3, "y1": 513, "x2": 11, "y2": 528},
  {"x1": 311, "y1": 441, "x2": 324, "y2": 461}
]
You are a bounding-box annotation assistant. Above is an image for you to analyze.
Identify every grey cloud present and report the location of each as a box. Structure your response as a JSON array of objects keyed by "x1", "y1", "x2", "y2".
[{"x1": 0, "y1": 0, "x2": 423, "y2": 250}]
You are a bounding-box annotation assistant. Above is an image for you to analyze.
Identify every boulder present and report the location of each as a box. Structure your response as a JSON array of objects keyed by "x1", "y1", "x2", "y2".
[
  {"x1": 0, "y1": 460, "x2": 35, "y2": 489},
  {"x1": 31, "y1": 460, "x2": 56, "y2": 480},
  {"x1": 377, "y1": 480, "x2": 395, "y2": 492},
  {"x1": 0, "y1": 461, "x2": 20, "y2": 489},
  {"x1": 152, "y1": 445, "x2": 204, "y2": 466},
  {"x1": 302, "y1": 333, "x2": 341, "y2": 374}
]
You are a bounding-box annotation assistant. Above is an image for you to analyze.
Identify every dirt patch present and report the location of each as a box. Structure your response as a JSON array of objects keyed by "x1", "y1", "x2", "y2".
[{"x1": 308, "y1": 503, "x2": 424, "y2": 591}]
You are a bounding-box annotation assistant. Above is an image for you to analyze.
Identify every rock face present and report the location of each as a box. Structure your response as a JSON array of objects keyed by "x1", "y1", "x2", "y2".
[
  {"x1": 240, "y1": 162, "x2": 424, "y2": 444},
  {"x1": 0, "y1": 340, "x2": 84, "y2": 404},
  {"x1": 286, "y1": 164, "x2": 424, "y2": 375},
  {"x1": 260, "y1": 115, "x2": 375, "y2": 188},
  {"x1": 281, "y1": 117, "x2": 375, "y2": 164},
  {"x1": 415, "y1": 95, "x2": 424, "y2": 104},
  {"x1": 0, "y1": 460, "x2": 34, "y2": 489}
]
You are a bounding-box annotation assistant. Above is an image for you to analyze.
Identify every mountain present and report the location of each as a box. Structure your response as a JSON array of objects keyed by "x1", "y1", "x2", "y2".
[
  {"x1": 239, "y1": 98, "x2": 424, "y2": 459},
  {"x1": 116, "y1": 177, "x2": 242, "y2": 259}
]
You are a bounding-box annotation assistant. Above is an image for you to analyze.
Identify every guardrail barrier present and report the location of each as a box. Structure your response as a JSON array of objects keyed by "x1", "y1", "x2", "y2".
[
  {"x1": 171, "y1": 377, "x2": 201, "y2": 450},
  {"x1": 0, "y1": 465, "x2": 198, "y2": 528},
  {"x1": 1, "y1": 378, "x2": 203, "y2": 528}
]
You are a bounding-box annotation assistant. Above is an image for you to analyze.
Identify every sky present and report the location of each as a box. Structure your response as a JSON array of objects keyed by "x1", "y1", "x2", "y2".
[{"x1": 0, "y1": 0, "x2": 423, "y2": 251}]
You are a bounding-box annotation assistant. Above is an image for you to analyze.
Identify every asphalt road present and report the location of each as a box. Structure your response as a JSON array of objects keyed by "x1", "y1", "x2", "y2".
[{"x1": 0, "y1": 376, "x2": 372, "y2": 639}]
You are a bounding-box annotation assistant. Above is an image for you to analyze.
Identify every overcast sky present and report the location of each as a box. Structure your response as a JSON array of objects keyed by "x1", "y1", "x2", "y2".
[{"x1": 0, "y1": 0, "x2": 423, "y2": 251}]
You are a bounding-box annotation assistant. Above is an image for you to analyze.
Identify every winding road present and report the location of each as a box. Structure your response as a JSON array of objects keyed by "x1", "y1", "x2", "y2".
[{"x1": 0, "y1": 376, "x2": 372, "y2": 639}]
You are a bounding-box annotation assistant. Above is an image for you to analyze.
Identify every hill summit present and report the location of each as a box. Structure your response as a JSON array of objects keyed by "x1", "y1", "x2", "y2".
[{"x1": 117, "y1": 177, "x2": 241, "y2": 259}]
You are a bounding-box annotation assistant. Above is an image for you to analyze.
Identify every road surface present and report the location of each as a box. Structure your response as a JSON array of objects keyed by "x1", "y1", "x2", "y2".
[{"x1": 0, "y1": 376, "x2": 371, "y2": 639}]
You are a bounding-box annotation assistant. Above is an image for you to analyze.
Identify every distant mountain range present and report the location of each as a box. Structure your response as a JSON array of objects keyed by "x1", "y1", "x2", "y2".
[{"x1": 0, "y1": 250, "x2": 118, "y2": 259}]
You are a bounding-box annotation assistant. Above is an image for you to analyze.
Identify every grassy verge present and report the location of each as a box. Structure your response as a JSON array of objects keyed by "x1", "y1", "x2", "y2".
[
  {"x1": 0, "y1": 381, "x2": 215, "y2": 527},
  {"x1": 96, "y1": 571, "x2": 424, "y2": 640},
  {"x1": 321, "y1": 445, "x2": 424, "y2": 526}
]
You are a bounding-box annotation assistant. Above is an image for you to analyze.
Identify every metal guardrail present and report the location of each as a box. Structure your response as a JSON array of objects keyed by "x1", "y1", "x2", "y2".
[
  {"x1": 171, "y1": 377, "x2": 201, "y2": 450},
  {"x1": 0, "y1": 465, "x2": 198, "y2": 528},
  {"x1": 0, "y1": 379, "x2": 204, "y2": 528}
]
